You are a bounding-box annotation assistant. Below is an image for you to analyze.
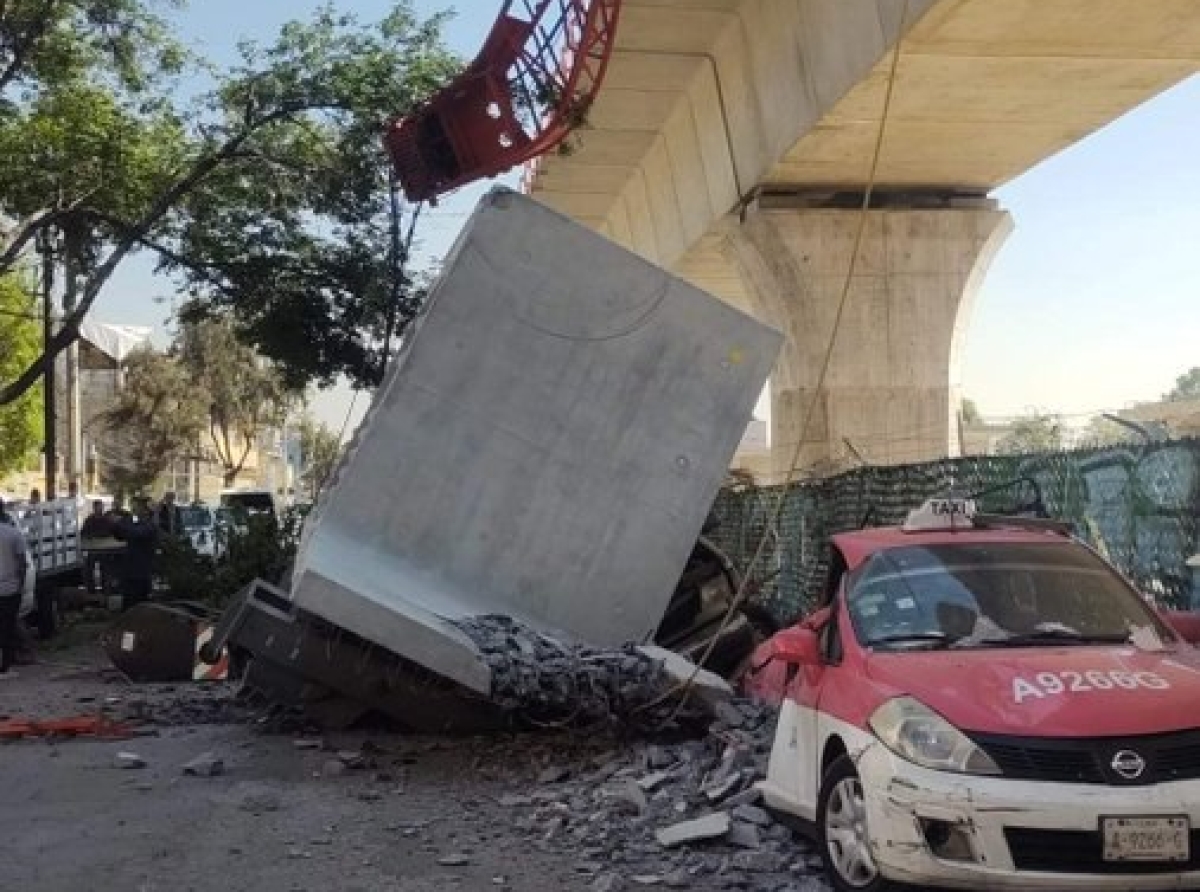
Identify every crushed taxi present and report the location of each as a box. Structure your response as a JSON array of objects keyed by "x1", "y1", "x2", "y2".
[{"x1": 743, "y1": 498, "x2": 1200, "y2": 891}]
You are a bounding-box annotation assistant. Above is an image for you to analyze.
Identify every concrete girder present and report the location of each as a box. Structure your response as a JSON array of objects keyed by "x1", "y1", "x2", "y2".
[{"x1": 525, "y1": 0, "x2": 1200, "y2": 472}]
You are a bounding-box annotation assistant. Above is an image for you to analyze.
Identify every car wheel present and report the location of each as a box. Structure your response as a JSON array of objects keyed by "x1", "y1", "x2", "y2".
[{"x1": 818, "y1": 755, "x2": 892, "y2": 892}]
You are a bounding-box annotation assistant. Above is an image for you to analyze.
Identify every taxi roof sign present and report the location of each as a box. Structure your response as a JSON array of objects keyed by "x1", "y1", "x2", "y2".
[{"x1": 902, "y1": 497, "x2": 977, "y2": 532}]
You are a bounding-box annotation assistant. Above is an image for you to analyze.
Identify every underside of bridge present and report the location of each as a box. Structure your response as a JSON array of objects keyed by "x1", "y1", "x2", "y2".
[{"x1": 527, "y1": 0, "x2": 1200, "y2": 477}]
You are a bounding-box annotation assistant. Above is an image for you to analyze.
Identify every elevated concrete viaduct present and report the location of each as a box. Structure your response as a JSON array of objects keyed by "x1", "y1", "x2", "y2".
[{"x1": 527, "y1": 0, "x2": 1200, "y2": 477}]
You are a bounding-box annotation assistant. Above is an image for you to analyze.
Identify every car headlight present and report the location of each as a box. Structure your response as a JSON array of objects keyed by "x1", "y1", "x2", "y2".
[{"x1": 868, "y1": 697, "x2": 1000, "y2": 776}]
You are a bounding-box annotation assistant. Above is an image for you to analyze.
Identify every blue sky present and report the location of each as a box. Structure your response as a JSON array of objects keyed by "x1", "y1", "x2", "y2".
[{"x1": 99, "y1": 1, "x2": 1200, "y2": 428}]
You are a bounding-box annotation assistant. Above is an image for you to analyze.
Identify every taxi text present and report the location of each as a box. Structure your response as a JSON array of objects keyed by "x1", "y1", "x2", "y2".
[{"x1": 1012, "y1": 670, "x2": 1170, "y2": 703}]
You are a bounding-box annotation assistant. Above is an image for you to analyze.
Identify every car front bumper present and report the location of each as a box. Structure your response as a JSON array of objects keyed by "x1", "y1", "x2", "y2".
[{"x1": 858, "y1": 741, "x2": 1200, "y2": 890}]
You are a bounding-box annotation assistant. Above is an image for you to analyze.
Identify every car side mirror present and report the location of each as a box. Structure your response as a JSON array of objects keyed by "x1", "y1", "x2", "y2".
[{"x1": 773, "y1": 627, "x2": 822, "y2": 666}]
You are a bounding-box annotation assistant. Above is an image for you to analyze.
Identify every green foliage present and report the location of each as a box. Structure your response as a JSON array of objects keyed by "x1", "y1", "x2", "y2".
[
  {"x1": 995, "y1": 412, "x2": 1065, "y2": 455},
  {"x1": 96, "y1": 346, "x2": 207, "y2": 495},
  {"x1": 157, "y1": 506, "x2": 305, "y2": 606},
  {"x1": 1165, "y1": 367, "x2": 1200, "y2": 401},
  {"x1": 1078, "y1": 414, "x2": 1140, "y2": 448},
  {"x1": 0, "y1": 1, "x2": 458, "y2": 407},
  {"x1": 167, "y1": 2, "x2": 459, "y2": 389},
  {"x1": 175, "y1": 316, "x2": 292, "y2": 486},
  {"x1": 960, "y1": 398, "x2": 981, "y2": 425},
  {"x1": 0, "y1": 274, "x2": 41, "y2": 475},
  {"x1": 297, "y1": 416, "x2": 341, "y2": 500}
]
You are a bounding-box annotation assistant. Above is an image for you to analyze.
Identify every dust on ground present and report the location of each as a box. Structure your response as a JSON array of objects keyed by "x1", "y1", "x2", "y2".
[{"x1": 0, "y1": 624, "x2": 828, "y2": 892}]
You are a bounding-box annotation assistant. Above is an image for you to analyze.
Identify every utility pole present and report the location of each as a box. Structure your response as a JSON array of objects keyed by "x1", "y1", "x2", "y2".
[
  {"x1": 39, "y1": 232, "x2": 57, "y2": 499},
  {"x1": 63, "y1": 226, "x2": 82, "y2": 493}
]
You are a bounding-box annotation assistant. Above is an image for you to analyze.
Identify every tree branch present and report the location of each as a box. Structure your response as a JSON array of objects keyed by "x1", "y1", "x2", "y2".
[{"x1": 0, "y1": 101, "x2": 319, "y2": 406}]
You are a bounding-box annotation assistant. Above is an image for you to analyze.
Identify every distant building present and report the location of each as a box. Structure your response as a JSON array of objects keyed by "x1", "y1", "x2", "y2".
[{"x1": 3, "y1": 319, "x2": 291, "y2": 504}]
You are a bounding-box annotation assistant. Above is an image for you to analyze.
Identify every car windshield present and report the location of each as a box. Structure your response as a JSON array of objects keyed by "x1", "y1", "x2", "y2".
[
  {"x1": 180, "y1": 506, "x2": 212, "y2": 529},
  {"x1": 847, "y1": 542, "x2": 1173, "y2": 651}
]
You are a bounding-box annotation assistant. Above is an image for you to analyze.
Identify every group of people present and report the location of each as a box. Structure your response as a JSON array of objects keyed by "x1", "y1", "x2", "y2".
[
  {"x1": 0, "y1": 490, "x2": 187, "y2": 678},
  {"x1": 81, "y1": 492, "x2": 185, "y2": 605}
]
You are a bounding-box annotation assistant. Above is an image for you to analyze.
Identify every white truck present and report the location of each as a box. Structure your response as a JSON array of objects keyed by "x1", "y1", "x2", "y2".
[{"x1": 13, "y1": 497, "x2": 83, "y2": 637}]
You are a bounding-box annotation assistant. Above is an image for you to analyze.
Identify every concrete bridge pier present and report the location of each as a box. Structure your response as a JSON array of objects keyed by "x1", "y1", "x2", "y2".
[{"x1": 706, "y1": 197, "x2": 1012, "y2": 479}]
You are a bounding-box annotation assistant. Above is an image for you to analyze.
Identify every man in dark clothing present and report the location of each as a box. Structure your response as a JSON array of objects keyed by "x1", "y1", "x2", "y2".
[
  {"x1": 156, "y1": 491, "x2": 182, "y2": 537},
  {"x1": 81, "y1": 500, "x2": 114, "y2": 594},
  {"x1": 0, "y1": 497, "x2": 29, "y2": 677},
  {"x1": 113, "y1": 498, "x2": 158, "y2": 609}
]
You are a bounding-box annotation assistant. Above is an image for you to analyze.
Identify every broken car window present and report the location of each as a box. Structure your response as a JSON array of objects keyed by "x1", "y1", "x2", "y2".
[{"x1": 846, "y1": 543, "x2": 1175, "y2": 650}]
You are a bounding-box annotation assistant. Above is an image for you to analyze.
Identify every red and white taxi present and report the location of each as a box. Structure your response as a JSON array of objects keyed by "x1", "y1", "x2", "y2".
[{"x1": 744, "y1": 498, "x2": 1200, "y2": 891}]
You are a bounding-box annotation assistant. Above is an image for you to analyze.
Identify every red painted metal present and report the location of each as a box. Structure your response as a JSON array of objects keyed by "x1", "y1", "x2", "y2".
[
  {"x1": 0, "y1": 715, "x2": 134, "y2": 740},
  {"x1": 386, "y1": 0, "x2": 622, "y2": 202}
]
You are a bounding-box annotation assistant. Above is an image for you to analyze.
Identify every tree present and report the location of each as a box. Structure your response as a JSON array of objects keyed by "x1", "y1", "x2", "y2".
[
  {"x1": 995, "y1": 412, "x2": 1064, "y2": 455},
  {"x1": 1165, "y1": 367, "x2": 1200, "y2": 402},
  {"x1": 297, "y1": 416, "x2": 342, "y2": 500},
  {"x1": 1078, "y1": 414, "x2": 1141, "y2": 448},
  {"x1": 960, "y1": 398, "x2": 981, "y2": 425},
  {"x1": 0, "y1": 2, "x2": 458, "y2": 405},
  {"x1": 176, "y1": 317, "x2": 290, "y2": 487},
  {"x1": 95, "y1": 347, "x2": 206, "y2": 495},
  {"x1": 168, "y1": 4, "x2": 454, "y2": 390},
  {"x1": 0, "y1": 274, "x2": 42, "y2": 476}
]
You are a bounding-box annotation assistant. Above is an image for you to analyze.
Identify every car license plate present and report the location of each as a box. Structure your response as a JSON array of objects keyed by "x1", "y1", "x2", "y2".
[{"x1": 1102, "y1": 817, "x2": 1190, "y2": 862}]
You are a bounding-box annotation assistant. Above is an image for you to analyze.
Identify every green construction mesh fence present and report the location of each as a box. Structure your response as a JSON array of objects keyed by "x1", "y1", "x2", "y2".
[{"x1": 710, "y1": 439, "x2": 1200, "y2": 622}]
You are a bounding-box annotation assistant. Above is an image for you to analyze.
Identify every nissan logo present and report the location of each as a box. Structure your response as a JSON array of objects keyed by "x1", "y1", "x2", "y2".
[{"x1": 1111, "y1": 750, "x2": 1148, "y2": 780}]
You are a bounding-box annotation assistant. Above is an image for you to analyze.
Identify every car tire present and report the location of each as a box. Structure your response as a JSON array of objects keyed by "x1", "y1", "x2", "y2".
[{"x1": 817, "y1": 755, "x2": 893, "y2": 892}]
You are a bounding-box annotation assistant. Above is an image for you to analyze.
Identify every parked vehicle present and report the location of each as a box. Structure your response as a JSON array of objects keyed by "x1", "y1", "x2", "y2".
[
  {"x1": 218, "y1": 488, "x2": 277, "y2": 519},
  {"x1": 180, "y1": 503, "x2": 222, "y2": 560},
  {"x1": 744, "y1": 497, "x2": 1200, "y2": 892},
  {"x1": 12, "y1": 497, "x2": 83, "y2": 637}
]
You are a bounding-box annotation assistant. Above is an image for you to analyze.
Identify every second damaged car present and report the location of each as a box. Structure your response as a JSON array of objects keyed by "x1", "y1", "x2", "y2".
[{"x1": 745, "y1": 497, "x2": 1200, "y2": 892}]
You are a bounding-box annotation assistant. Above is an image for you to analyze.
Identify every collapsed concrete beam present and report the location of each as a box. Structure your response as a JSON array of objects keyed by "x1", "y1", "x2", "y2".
[{"x1": 285, "y1": 188, "x2": 780, "y2": 698}]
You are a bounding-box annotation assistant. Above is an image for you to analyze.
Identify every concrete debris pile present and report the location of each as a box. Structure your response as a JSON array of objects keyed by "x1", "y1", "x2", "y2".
[
  {"x1": 454, "y1": 615, "x2": 712, "y2": 728},
  {"x1": 504, "y1": 700, "x2": 828, "y2": 891}
]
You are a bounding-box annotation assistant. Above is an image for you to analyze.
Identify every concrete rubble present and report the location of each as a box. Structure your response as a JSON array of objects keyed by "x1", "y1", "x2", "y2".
[{"x1": 465, "y1": 698, "x2": 826, "y2": 891}]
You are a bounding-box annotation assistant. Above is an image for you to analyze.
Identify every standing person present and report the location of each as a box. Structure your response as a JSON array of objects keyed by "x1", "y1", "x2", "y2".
[
  {"x1": 0, "y1": 497, "x2": 29, "y2": 678},
  {"x1": 113, "y1": 497, "x2": 158, "y2": 609},
  {"x1": 81, "y1": 500, "x2": 113, "y2": 595},
  {"x1": 156, "y1": 491, "x2": 182, "y2": 537}
]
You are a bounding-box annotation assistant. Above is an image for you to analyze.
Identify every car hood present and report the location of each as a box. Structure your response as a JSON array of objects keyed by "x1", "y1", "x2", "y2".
[{"x1": 866, "y1": 645, "x2": 1200, "y2": 737}]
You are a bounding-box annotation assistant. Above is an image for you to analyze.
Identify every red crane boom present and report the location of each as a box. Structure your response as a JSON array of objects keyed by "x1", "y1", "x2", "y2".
[{"x1": 385, "y1": 0, "x2": 622, "y2": 203}]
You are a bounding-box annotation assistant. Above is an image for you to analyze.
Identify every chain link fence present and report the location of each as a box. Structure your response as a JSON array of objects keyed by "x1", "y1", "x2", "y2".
[{"x1": 710, "y1": 439, "x2": 1200, "y2": 622}]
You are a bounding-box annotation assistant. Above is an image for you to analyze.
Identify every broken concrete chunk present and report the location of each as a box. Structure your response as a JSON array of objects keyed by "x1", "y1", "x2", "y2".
[
  {"x1": 591, "y1": 874, "x2": 623, "y2": 892},
  {"x1": 113, "y1": 752, "x2": 146, "y2": 769},
  {"x1": 723, "y1": 787, "x2": 762, "y2": 809},
  {"x1": 727, "y1": 821, "x2": 762, "y2": 850},
  {"x1": 636, "y1": 646, "x2": 733, "y2": 711},
  {"x1": 730, "y1": 850, "x2": 787, "y2": 873},
  {"x1": 703, "y1": 770, "x2": 743, "y2": 803},
  {"x1": 608, "y1": 781, "x2": 648, "y2": 815},
  {"x1": 655, "y1": 812, "x2": 731, "y2": 848},
  {"x1": 182, "y1": 752, "x2": 224, "y2": 777},
  {"x1": 636, "y1": 771, "x2": 671, "y2": 793},
  {"x1": 731, "y1": 804, "x2": 772, "y2": 827}
]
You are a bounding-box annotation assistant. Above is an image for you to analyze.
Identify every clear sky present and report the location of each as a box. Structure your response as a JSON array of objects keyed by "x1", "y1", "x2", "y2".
[{"x1": 97, "y1": 1, "x2": 1200, "y2": 431}]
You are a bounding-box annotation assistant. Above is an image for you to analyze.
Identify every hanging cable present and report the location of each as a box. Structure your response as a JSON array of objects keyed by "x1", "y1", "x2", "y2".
[
  {"x1": 653, "y1": 0, "x2": 914, "y2": 722},
  {"x1": 379, "y1": 169, "x2": 426, "y2": 382}
]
